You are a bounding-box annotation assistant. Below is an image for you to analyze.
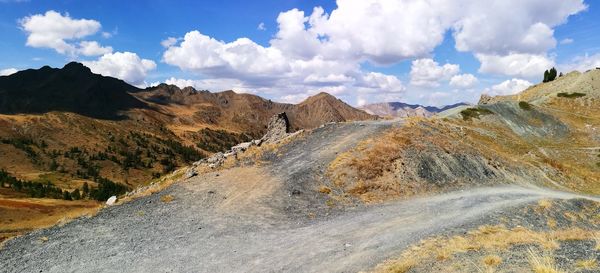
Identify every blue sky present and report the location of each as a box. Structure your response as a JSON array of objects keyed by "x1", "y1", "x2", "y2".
[{"x1": 1, "y1": 0, "x2": 599, "y2": 106}]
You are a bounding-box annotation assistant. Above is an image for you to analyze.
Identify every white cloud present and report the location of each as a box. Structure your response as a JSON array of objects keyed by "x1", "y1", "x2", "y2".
[
  {"x1": 449, "y1": 73, "x2": 478, "y2": 88},
  {"x1": 19, "y1": 10, "x2": 104, "y2": 56},
  {"x1": 452, "y1": 1, "x2": 585, "y2": 55},
  {"x1": 410, "y1": 58, "x2": 460, "y2": 87},
  {"x1": 361, "y1": 72, "x2": 405, "y2": 93},
  {"x1": 83, "y1": 52, "x2": 156, "y2": 86},
  {"x1": 560, "y1": 38, "x2": 574, "y2": 45},
  {"x1": 257, "y1": 22, "x2": 266, "y2": 31},
  {"x1": 101, "y1": 32, "x2": 112, "y2": 38},
  {"x1": 559, "y1": 53, "x2": 600, "y2": 72},
  {"x1": 0, "y1": 68, "x2": 18, "y2": 76},
  {"x1": 160, "y1": 37, "x2": 178, "y2": 48},
  {"x1": 483, "y1": 78, "x2": 533, "y2": 96},
  {"x1": 161, "y1": 0, "x2": 586, "y2": 105},
  {"x1": 163, "y1": 31, "x2": 289, "y2": 81},
  {"x1": 77, "y1": 41, "x2": 113, "y2": 56},
  {"x1": 477, "y1": 53, "x2": 554, "y2": 78}
]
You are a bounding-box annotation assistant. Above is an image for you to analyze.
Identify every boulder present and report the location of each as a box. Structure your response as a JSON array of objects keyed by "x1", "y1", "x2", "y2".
[
  {"x1": 232, "y1": 142, "x2": 253, "y2": 153},
  {"x1": 106, "y1": 196, "x2": 117, "y2": 206},
  {"x1": 261, "y1": 112, "x2": 291, "y2": 143},
  {"x1": 206, "y1": 152, "x2": 225, "y2": 164},
  {"x1": 478, "y1": 94, "x2": 493, "y2": 105},
  {"x1": 184, "y1": 167, "x2": 198, "y2": 179}
]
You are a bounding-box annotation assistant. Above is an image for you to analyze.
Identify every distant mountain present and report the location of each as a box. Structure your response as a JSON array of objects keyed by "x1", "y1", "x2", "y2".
[
  {"x1": 289, "y1": 92, "x2": 375, "y2": 129},
  {"x1": 0, "y1": 62, "x2": 146, "y2": 119},
  {"x1": 360, "y1": 102, "x2": 468, "y2": 118},
  {"x1": 136, "y1": 85, "x2": 375, "y2": 133}
]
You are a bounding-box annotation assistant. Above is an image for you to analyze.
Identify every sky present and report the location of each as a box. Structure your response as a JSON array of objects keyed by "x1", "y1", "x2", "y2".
[{"x1": 1, "y1": 0, "x2": 600, "y2": 107}]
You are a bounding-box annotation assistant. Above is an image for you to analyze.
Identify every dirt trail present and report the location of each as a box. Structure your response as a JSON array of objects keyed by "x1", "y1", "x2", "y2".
[{"x1": 1, "y1": 121, "x2": 598, "y2": 273}]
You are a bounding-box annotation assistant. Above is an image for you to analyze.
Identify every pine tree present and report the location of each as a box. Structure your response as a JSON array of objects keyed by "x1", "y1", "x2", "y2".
[
  {"x1": 71, "y1": 189, "x2": 81, "y2": 200},
  {"x1": 62, "y1": 190, "x2": 72, "y2": 201},
  {"x1": 82, "y1": 182, "x2": 89, "y2": 198},
  {"x1": 543, "y1": 70, "x2": 549, "y2": 82},
  {"x1": 549, "y1": 67, "x2": 557, "y2": 82}
]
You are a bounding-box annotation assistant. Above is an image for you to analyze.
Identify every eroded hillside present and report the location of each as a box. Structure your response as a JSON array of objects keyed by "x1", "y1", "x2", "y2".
[{"x1": 327, "y1": 69, "x2": 600, "y2": 203}]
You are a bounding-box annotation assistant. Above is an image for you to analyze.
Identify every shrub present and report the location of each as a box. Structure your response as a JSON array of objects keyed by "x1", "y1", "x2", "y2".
[
  {"x1": 519, "y1": 101, "x2": 533, "y2": 110},
  {"x1": 557, "y1": 92, "x2": 586, "y2": 98},
  {"x1": 460, "y1": 107, "x2": 494, "y2": 121}
]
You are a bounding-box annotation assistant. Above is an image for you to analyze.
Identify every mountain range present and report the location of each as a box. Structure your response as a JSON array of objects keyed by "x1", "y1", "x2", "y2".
[
  {"x1": 360, "y1": 102, "x2": 468, "y2": 118},
  {"x1": 0, "y1": 62, "x2": 374, "y2": 193}
]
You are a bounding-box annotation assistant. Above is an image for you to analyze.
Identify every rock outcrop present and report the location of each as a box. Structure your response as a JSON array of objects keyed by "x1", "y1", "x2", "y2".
[
  {"x1": 192, "y1": 112, "x2": 299, "y2": 169},
  {"x1": 261, "y1": 112, "x2": 291, "y2": 143}
]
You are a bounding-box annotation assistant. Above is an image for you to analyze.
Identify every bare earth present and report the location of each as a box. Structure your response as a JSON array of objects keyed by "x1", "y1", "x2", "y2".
[{"x1": 1, "y1": 121, "x2": 597, "y2": 273}]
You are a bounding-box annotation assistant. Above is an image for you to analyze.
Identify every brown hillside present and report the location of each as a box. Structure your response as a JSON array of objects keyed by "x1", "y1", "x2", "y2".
[{"x1": 0, "y1": 63, "x2": 374, "y2": 205}]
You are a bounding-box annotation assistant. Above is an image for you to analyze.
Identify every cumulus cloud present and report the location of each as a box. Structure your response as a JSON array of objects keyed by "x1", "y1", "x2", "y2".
[
  {"x1": 83, "y1": 52, "x2": 156, "y2": 86},
  {"x1": 19, "y1": 10, "x2": 110, "y2": 56},
  {"x1": 449, "y1": 74, "x2": 478, "y2": 88},
  {"x1": 477, "y1": 53, "x2": 554, "y2": 78},
  {"x1": 0, "y1": 68, "x2": 18, "y2": 76},
  {"x1": 161, "y1": 0, "x2": 586, "y2": 104},
  {"x1": 77, "y1": 41, "x2": 113, "y2": 56},
  {"x1": 160, "y1": 37, "x2": 179, "y2": 48},
  {"x1": 559, "y1": 53, "x2": 600, "y2": 72},
  {"x1": 163, "y1": 31, "x2": 289, "y2": 81},
  {"x1": 483, "y1": 78, "x2": 533, "y2": 96},
  {"x1": 410, "y1": 58, "x2": 460, "y2": 87},
  {"x1": 361, "y1": 72, "x2": 405, "y2": 92}
]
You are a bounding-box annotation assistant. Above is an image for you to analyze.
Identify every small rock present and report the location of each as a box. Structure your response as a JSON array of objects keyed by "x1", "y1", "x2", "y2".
[
  {"x1": 106, "y1": 196, "x2": 117, "y2": 206},
  {"x1": 184, "y1": 168, "x2": 197, "y2": 179},
  {"x1": 232, "y1": 142, "x2": 253, "y2": 153},
  {"x1": 344, "y1": 243, "x2": 352, "y2": 248}
]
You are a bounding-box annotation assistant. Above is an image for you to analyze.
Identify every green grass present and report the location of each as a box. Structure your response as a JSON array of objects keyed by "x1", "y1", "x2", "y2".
[
  {"x1": 557, "y1": 92, "x2": 586, "y2": 98},
  {"x1": 519, "y1": 101, "x2": 533, "y2": 111},
  {"x1": 460, "y1": 107, "x2": 494, "y2": 121}
]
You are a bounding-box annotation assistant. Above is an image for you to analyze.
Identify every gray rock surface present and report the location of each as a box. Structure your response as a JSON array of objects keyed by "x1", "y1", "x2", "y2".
[{"x1": 261, "y1": 112, "x2": 291, "y2": 143}]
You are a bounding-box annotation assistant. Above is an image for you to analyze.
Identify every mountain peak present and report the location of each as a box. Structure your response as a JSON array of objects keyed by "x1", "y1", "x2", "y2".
[{"x1": 0, "y1": 63, "x2": 144, "y2": 119}]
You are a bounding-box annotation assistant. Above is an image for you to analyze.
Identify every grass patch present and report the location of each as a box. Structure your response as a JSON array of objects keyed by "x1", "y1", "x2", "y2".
[
  {"x1": 519, "y1": 101, "x2": 533, "y2": 110},
  {"x1": 369, "y1": 225, "x2": 596, "y2": 273},
  {"x1": 527, "y1": 249, "x2": 564, "y2": 273},
  {"x1": 460, "y1": 107, "x2": 494, "y2": 121},
  {"x1": 557, "y1": 92, "x2": 586, "y2": 98},
  {"x1": 575, "y1": 259, "x2": 597, "y2": 270},
  {"x1": 318, "y1": 185, "x2": 332, "y2": 194},
  {"x1": 160, "y1": 194, "x2": 174, "y2": 203}
]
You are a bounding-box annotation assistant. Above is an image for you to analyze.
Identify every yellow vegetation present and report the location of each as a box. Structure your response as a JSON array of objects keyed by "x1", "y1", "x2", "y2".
[
  {"x1": 575, "y1": 259, "x2": 598, "y2": 270},
  {"x1": 160, "y1": 194, "x2": 174, "y2": 203},
  {"x1": 527, "y1": 249, "x2": 564, "y2": 273},
  {"x1": 369, "y1": 225, "x2": 597, "y2": 273}
]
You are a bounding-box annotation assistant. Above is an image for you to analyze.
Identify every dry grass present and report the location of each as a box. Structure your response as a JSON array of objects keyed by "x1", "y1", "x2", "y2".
[
  {"x1": 482, "y1": 255, "x2": 502, "y2": 267},
  {"x1": 0, "y1": 198, "x2": 100, "y2": 242},
  {"x1": 594, "y1": 233, "x2": 600, "y2": 250},
  {"x1": 527, "y1": 248, "x2": 564, "y2": 273},
  {"x1": 538, "y1": 199, "x2": 553, "y2": 210},
  {"x1": 369, "y1": 225, "x2": 597, "y2": 273},
  {"x1": 160, "y1": 194, "x2": 174, "y2": 203},
  {"x1": 575, "y1": 259, "x2": 598, "y2": 270},
  {"x1": 318, "y1": 185, "x2": 332, "y2": 194}
]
